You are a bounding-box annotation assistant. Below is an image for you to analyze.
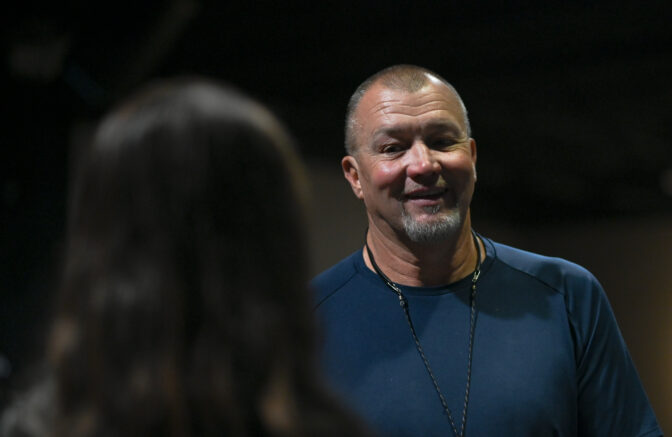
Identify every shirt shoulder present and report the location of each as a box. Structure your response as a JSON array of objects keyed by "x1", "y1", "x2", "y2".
[
  {"x1": 311, "y1": 250, "x2": 364, "y2": 309},
  {"x1": 488, "y1": 239, "x2": 600, "y2": 299},
  {"x1": 486, "y1": 238, "x2": 662, "y2": 435},
  {"x1": 485, "y1": 238, "x2": 608, "y2": 349}
]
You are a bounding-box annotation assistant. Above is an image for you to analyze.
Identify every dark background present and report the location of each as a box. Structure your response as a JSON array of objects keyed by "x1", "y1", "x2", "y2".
[{"x1": 2, "y1": 0, "x2": 671, "y2": 422}]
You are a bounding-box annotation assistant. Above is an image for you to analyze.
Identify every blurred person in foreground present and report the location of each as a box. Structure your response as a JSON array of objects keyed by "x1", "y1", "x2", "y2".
[
  {"x1": 312, "y1": 64, "x2": 662, "y2": 437},
  {"x1": 1, "y1": 78, "x2": 371, "y2": 437}
]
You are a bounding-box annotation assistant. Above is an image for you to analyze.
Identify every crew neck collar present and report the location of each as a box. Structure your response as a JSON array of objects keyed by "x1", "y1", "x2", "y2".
[{"x1": 354, "y1": 233, "x2": 495, "y2": 296}]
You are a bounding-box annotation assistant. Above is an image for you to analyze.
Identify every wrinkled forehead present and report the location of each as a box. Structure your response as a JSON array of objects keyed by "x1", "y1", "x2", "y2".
[{"x1": 356, "y1": 80, "x2": 468, "y2": 138}]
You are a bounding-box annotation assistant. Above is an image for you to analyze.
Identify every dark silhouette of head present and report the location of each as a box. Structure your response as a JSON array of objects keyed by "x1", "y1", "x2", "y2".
[{"x1": 48, "y1": 78, "x2": 368, "y2": 437}]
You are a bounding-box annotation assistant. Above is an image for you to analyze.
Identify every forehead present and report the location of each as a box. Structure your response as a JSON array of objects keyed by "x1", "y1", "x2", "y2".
[{"x1": 355, "y1": 80, "x2": 467, "y2": 140}]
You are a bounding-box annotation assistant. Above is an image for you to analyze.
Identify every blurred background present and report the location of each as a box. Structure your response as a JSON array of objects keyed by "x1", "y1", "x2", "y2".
[{"x1": 1, "y1": 0, "x2": 670, "y2": 431}]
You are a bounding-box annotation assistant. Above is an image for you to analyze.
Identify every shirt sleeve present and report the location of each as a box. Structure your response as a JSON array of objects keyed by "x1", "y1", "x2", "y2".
[{"x1": 565, "y1": 272, "x2": 662, "y2": 437}]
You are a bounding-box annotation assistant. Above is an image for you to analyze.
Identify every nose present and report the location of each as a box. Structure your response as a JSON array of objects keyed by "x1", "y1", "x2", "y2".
[{"x1": 406, "y1": 141, "x2": 440, "y2": 180}]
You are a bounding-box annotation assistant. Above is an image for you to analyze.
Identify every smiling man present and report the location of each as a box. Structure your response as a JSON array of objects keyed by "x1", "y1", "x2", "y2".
[{"x1": 312, "y1": 65, "x2": 661, "y2": 437}]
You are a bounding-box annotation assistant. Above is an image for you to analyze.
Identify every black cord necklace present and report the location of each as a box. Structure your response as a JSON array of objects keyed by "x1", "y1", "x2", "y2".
[{"x1": 364, "y1": 230, "x2": 481, "y2": 437}]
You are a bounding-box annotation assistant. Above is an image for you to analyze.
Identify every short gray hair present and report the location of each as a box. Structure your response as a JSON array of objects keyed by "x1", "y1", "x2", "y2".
[{"x1": 344, "y1": 65, "x2": 471, "y2": 156}]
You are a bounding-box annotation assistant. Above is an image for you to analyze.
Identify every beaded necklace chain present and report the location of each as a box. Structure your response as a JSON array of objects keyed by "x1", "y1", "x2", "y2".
[{"x1": 364, "y1": 231, "x2": 481, "y2": 437}]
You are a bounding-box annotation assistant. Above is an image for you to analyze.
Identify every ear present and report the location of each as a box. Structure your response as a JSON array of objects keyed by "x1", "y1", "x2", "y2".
[
  {"x1": 342, "y1": 155, "x2": 364, "y2": 200},
  {"x1": 469, "y1": 138, "x2": 477, "y2": 181}
]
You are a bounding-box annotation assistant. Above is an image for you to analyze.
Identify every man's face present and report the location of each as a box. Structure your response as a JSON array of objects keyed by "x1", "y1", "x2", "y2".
[{"x1": 342, "y1": 78, "x2": 477, "y2": 243}]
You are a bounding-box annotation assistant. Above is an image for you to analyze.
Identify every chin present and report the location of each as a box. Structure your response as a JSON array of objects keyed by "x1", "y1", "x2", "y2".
[{"x1": 401, "y1": 209, "x2": 464, "y2": 243}]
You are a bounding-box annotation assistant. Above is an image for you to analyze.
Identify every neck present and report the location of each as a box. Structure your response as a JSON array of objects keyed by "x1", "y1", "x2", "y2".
[{"x1": 363, "y1": 218, "x2": 481, "y2": 287}]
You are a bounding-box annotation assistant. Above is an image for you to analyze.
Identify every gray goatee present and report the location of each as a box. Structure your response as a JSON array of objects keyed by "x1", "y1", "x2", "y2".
[{"x1": 401, "y1": 204, "x2": 464, "y2": 243}]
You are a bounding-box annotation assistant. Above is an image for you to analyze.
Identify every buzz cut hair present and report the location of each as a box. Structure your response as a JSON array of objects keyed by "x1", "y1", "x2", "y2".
[{"x1": 344, "y1": 64, "x2": 471, "y2": 156}]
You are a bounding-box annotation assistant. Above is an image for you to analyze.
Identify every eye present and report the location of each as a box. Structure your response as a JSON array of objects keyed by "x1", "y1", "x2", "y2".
[
  {"x1": 431, "y1": 137, "x2": 458, "y2": 149},
  {"x1": 380, "y1": 143, "x2": 405, "y2": 154}
]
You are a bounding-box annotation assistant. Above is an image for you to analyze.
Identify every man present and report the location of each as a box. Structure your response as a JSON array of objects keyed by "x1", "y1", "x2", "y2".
[{"x1": 312, "y1": 65, "x2": 662, "y2": 437}]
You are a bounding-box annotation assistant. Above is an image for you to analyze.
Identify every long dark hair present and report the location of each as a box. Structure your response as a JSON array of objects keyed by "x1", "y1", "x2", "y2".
[{"x1": 48, "y1": 79, "x2": 368, "y2": 437}]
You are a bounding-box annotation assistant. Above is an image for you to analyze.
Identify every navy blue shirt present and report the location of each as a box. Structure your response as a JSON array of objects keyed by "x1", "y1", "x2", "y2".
[{"x1": 313, "y1": 237, "x2": 661, "y2": 437}]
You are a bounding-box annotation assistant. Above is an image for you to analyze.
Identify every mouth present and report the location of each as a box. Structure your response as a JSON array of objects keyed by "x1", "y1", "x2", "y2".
[
  {"x1": 404, "y1": 187, "x2": 447, "y2": 201},
  {"x1": 404, "y1": 187, "x2": 447, "y2": 205}
]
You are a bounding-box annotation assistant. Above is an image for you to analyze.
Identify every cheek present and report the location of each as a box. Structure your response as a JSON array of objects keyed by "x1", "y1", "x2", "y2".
[
  {"x1": 444, "y1": 154, "x2": 476, "y2": 178},
  {"x1": 367, "y1": 161, "x2": 405, "y2": 189},
  {"x1": 439, "y1": 156, "x2": 477, "y2": 195}
]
